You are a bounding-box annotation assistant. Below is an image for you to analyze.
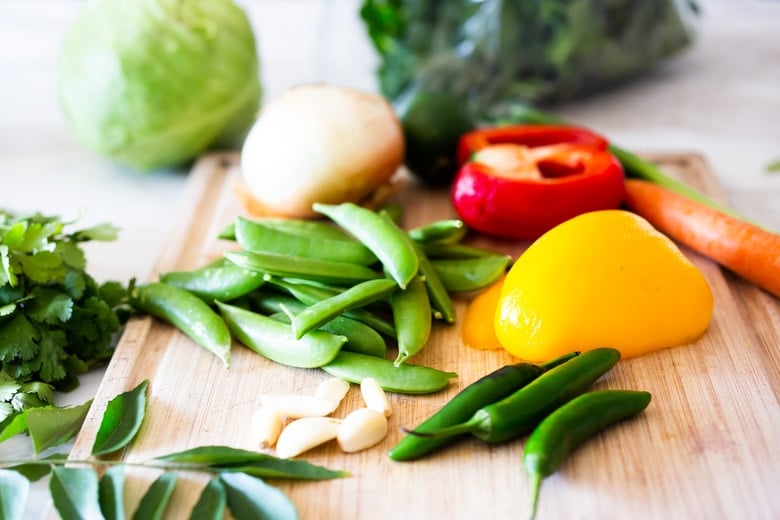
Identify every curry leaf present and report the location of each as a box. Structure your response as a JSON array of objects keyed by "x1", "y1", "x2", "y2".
[
  {"x1": 98, "y1": 466, "x2": 126, "y2": 520},
  {"x1": 189, "y1": 478, "x2": 227, "y2": 520},
  {"x1": 220, "y1": 472, "x2": 298, "y2": 520},
  {"x1": 0, "y1": 412, "x2": 28, "y2": 444},
  {"x1": 130, "y1": 472, "x2": 177, "y2": 520},
  {"x1": 153, "y1": 445, "x2": 348, "y2": 480},
  {"x1": 6, "y1": 453, "x2": 67, "y2": 482},
  {"x1": 27, "y1": 400, "x2": 92, "y2": 454},
  {"x1": 0, "y1": 469, "x2": 30, "y2": 520},
  {"x1": 50, "y1": 466, "x2": 103, "y2": 520},
  {"x1": 92, "y1": 380, "x2": 148, "y2": 456}
]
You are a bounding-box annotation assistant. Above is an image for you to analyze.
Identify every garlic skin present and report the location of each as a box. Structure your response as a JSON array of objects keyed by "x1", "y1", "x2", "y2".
[
  {"x1": 240, "y1": 84, "x2": 404, "y2": 218},
  {"x1": 337, "y1": 408, "x2": 389, "y2": 453},
  {"x1": 276, "y1": 417, "x2": 343, "y2": 459}
]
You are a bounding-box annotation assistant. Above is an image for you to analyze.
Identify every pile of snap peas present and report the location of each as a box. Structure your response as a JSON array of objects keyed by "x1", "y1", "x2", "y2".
[
  {"x1": 130, "y1": 202, "x2": 512, "y2": 394},
  {"x1": 390, "y1": 348, "x2": 651, "y2": 518}
]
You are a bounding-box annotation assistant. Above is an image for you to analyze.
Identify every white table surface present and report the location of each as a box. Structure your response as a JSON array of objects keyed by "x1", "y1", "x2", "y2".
[{"x1": 1, "y1": 0, "x2": 778, "y2": 518}]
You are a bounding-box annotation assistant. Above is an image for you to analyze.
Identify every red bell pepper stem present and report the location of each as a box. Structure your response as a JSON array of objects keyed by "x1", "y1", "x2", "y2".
[{"x1": 489, "y1": 105, "x2": 755, "y2": 225}]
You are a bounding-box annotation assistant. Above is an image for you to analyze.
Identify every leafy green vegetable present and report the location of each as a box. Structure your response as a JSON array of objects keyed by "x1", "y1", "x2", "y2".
[
  {"x1": 50, "y1": 466, "x2": 103, "y2": 520},
  {"x1": 153, "y1": 445, "x2": 349, "y2": 480},
  {"x1": 189, "y1": 478, "x2": 227, "y2": 520},
  {"x1": 0, "y1": 211, "x2": 129, "y2": 416},
  {"x1": 131, "y1": 472, "x2": 177, "y2": 520},
  {"x1": 92, "y1": 380, "x2": 148, "y2": 456},
  {"x1": 0, "y1": 469, "x2": 29, "y2": 520},
  {"x1": 360, "y1": 0, "x2": 699, "y2": 183},
  {"x1": 220, "y1": 472, "x2": 298, "y2": 520},
  {"x1": 98, "y1": 466, "x2": 126, "y2": 520},
  {"x1": 58, "y1": 0, "x2": 262, "y2": 171}
]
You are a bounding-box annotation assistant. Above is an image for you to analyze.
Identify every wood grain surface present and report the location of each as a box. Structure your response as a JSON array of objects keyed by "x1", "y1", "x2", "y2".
[{"x1": 62, "y1": 152, "x2": 779, "y2": 520}]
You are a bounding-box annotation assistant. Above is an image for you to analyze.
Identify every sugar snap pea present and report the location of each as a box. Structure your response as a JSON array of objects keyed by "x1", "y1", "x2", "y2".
[
  {"x1": 130, "y1": 282, "x2": 232, "y2": 368},
  {"x1": 216, "y1": 301, "x2": 345, "y2": 368},
  {"x1": 225, "y1": 250, "x2": 379, "y2": 285},
  {"x1": 406, "y1": 348, "x2": 621, "y2": 442},
  {"x1": 322, "y1": 351, "x2": 456, "y2": 394},
  {"x1": 313, "y1": 202, "x2": 419, "y2": 289},
  {"x1": 408, "y1": 219, "x2": 467, "y2": 244},
  {"x1": 262, "y1": 278, "x2": 397, "y2": 338},
  {"x1": 160, "y1": 259, "x2": 265, "y2": 303},
  {"x1": 413, "y1": 242, "x2": 456, "y2": 323},
  {"x1": 524, "y1": 390, "x2": 652, "y2": 519},
  {"x1": 291, "y1": 278, "x2": 398, "y2": 339},
  {"x1": 234, "y1": 216, "x2": 377, "y2": 266},
  {"x1": 218, "y1": 217, "x2": 352, "y2": 241},
  {"x1": 422, "y1": 242, "x2": 504, "y2": 259},
  {"x1": 431, "y1": 255, "x2": 510, "y2": 292},
  {"x1": 269, "y1": 310, "x2": 387, "y2": 358},
  {"x1": 390, "y1": 276, "x2": 432, "y2": 366},
  {"x1": 388, "y1": 352, "x2": 579, "y2": 461}
]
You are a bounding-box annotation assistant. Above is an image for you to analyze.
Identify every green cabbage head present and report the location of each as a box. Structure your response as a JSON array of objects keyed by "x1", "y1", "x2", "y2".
[{"x1": 59, "y1": 0, "x2": 262, "y2": 171}]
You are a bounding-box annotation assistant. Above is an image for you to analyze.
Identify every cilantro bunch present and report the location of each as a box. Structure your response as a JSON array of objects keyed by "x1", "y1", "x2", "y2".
[{"x1": 0, "y1": 211, "x2": 131, "y2": 420}]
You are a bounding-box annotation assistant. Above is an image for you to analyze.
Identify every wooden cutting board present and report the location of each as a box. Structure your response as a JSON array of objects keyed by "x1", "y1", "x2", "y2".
[{"x1": 63, "y1": 152, "x2": 779, "y2": 520}]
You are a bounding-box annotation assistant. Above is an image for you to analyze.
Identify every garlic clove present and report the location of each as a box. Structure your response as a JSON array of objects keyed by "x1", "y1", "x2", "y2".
[
  {"x1": 337, "y1": 407, "x2": 389, "y2": 453},
  {"x1": 275, "y1": 417, "x2": 343, "y2": 459},
  {"x1": 315, "y1": 377, "x2": 351, "y2": 404},
  {"x1": 259, "y1": 394, "x2": 339, "y2": 419},
  {"x1": 360, "y1": 377, "x2": 392, "y2": 417},
  {"x1": 250, "y1": 406, "x2": 283, "y2": 449}
]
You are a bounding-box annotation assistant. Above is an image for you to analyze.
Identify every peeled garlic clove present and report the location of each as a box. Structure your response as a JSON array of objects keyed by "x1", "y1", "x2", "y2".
[
  {"x1": 360, "y1": 377, "x2": 392, "y2": 417},
  {"x1": 337, "y1": 408, "x2": 388, "y2": 453},
  {"x1": 315, "y1": 378, "x2": 351, "y2": 404},
  {"x1": 275, "y1": 417, "x2": 342, "y2": 459},
  {"x1": 251, "y1": 407, "x2": 283, "y2": 448},
  {"x1": 259, "y1": 395, "x2": 338, "y2": 418}
]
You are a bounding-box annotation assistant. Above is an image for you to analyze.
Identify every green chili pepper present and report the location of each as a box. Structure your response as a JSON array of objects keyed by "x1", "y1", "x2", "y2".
[
  {"x1": 160, "y1": 259, "x2": 266, "y2": 304},
  {"x1": 131, "y1": 283, "x2": 232, "y2": 368},
  {"x1": 406, "y1": 348, "x2": 621, "y2": 442},
  {"x1": 389, "y1": 352, "x2": 579, "y2": 461},
  {"x1": 322, "y1": 351, "x2": 456, "y2": 394},
  {"x1": 390, "y1": 276, "x2": 432, "y2": 366},
  {"x1": 408, "y1": 219, "x2": 467, "y2": 244},
  {"x1": 431, "y1": 255, "x2": 510, "y2": 292},
  {"x1": 524, "y1": 390, "x2": 652, "y2": 519},
  {"x1": 234, "y1": 216, "x2": 377, "y2": 266},
  {"x1": 414, "y1": 242, "x2": 456, "y2": 323},
  {"x1": 291, "y1": 278, "x2": 398, "y2": 339},
  {"x1": 216, "y1": 301, "x2": 345, "y2": 368},
  {"x1": 313, "y1": 202, "x2": 419, "y2": 289},
  {"x1": 225, "y1": 250, "x2": 379, "y2": 285}
]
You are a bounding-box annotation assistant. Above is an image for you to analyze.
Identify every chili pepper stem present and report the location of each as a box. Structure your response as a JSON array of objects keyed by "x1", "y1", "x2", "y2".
[{"x1": 527, "y1": 471, "x2": 542, "y2": 520}]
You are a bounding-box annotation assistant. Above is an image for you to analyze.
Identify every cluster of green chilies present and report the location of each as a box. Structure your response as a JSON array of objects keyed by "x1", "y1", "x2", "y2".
[
  {"x1": 390, "y1": 348, "x2": 651, "y2": 519},
  {"x1": 130, "y1": 202, "x2": 511, "y2": 394}
]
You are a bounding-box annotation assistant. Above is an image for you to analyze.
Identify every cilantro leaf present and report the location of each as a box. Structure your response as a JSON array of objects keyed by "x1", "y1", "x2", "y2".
[{"x1": 73, "y1": 222, "x2": 119, "y2": 242}]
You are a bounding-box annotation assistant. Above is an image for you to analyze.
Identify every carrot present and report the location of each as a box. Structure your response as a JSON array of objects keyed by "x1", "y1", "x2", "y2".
[{"x1": 624, "y1": 179, "x2": 780, "y2": 298}]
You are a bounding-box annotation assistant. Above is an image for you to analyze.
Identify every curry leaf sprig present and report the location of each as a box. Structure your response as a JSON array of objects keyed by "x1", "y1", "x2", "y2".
[
  {"x1": 0, "y1": 380, "x2": 347, "y2": 520},
  {"x1": 0, "y1": 210, "x2": 132, "y2": 419}
]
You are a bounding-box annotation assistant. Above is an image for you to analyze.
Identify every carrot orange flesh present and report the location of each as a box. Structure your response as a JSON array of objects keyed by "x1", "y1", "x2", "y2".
[{"x1": 624, "y1": 179, "x2": 780, "y2": 298}]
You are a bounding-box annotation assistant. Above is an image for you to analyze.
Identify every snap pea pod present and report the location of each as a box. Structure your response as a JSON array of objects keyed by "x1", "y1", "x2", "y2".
[
  {"x1": 313, "y1": 202, "x2": 419, "y2": 289},
  {"x1": 431, "y1": 255, "x2": 511, "y2": 292},
  {"x1": 265, "y1": 277, "x2": 396, "y2": 338},
  {"x1": 422, "y1": 242, "x2": 504, "y2": 259},
  {"x1": 406, "y1": 348, "x2": 621, "y2": 443},
  {"x1": 408, "y1": 219, "x2": 467, "y2": 244},
  {"x1": 269, "y1": 310, "x2": 387, "y2": 358},
  {"x1": 225, "y1": 250, "x2": 379, "y2": 285},
  {"x1": 160, "y1": 259, "x2": 265, "y2": 303},
  {"x1": 290, "y1": 278, "x2": 398, "y2": 339},
  {"x1": 218, "y1": 217, "x2": 352, "y2": 241},
  {"x1": 414, "y1": 242, "x2": 456, "y2": 323},
  {"x1": 390, "y1": 276, "x2": 432, "y2": 366},
  {"x1": 524, "y1": 390, "x2": 652, "y2": 519},
  {"x1": 388, "y1": 352, "x2": 579, "y2": 461},
  {"x1": 130, "y1": 283, "x2": 232, "y2": 368},
  {"x1": 322, "y1": 351, "x2": 456, "y2": 394},
  {"x1": 216, "y1": 301, "x2": 345, "y2": 368},
  {"x1": 234, "y1": 216, "x2": 377, "y2": 266}
]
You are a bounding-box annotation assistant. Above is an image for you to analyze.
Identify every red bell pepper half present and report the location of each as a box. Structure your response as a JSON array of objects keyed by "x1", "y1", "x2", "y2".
[{"x1": 451, "y1": 125, "x2": 625, "y2": 240}]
